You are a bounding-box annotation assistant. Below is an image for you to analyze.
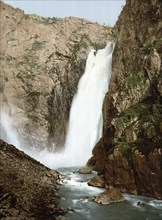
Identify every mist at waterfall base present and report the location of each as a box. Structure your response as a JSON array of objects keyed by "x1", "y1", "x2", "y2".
[
  {"x1": 0, "y1": 42, "x2": 114, "y2": 168},
  {"x1": 1, "y1": 44, "x2": 162, "y2": 219}
]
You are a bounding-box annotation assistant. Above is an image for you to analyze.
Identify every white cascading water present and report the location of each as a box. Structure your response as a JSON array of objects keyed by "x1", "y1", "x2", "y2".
[
  {"x1": 0, "y1": 112, "x2": 21, "y2": 149},
  {"x1": 64, "y1": 42, "x2": 114, "y2": 166},
  {"x1": 0, "y1": 42, "x2": 114, "y2": 168}
]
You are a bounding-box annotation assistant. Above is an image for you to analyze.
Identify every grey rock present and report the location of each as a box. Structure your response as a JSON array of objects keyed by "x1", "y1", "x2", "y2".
[{"x1": 93, "y1": 188, "x2": 124, "y2": 205}]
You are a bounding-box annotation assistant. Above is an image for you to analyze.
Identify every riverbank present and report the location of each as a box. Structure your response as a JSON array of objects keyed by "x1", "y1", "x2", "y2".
[
  {"x1": 58, "y1": 167, "x2": 162, "y2": 220},
  {"x1": 0, "y1": 139, "x2": 64, "y2": 219}
]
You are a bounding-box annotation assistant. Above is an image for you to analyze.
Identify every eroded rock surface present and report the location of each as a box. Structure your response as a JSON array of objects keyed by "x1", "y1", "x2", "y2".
[
  {"x1": 78, "y1": 168, "x2": 92, "y2": 174},
  {"x1": 88, "y1": 175, "x2": 105, "y2": 188},
  {"x1": 89, "y1": 0, "x2": 162, "y2": 199},
  {"x1": 0, "y1": 139, "x2": 62, "y2": 219},
  {"x1": 0, "y1": 0, "x2": 112, "y2": 149},
  {"x1": 93, "y1": 188, "x2": 124, "y2": 205}
]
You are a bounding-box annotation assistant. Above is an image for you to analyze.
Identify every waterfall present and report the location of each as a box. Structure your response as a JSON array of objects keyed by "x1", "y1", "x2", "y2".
[
  {"x1": 0, "y1": 112, "x2": 21, "y2": 149},
  {"x1": 0, "y1": 42, "x2": 114, "y2": 168},
  {"x1": 64, "y1": 42, "x2": 114, "y2": 166}
]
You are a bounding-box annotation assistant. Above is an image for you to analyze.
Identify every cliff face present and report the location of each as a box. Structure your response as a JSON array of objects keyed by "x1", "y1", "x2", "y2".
[
  {"x1": 1, "y1": 0, "x2": 162, "y2": 200},
  {"x1": 89, "y1": 0, "x2": 162, "y2": 199},
  {"x1": 0, "y1": 0, "x2": 112, "y2": 149}
]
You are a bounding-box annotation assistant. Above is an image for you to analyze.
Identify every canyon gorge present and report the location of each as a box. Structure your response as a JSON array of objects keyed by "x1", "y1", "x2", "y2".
[{"x1": 0, "y1": 0, "x2": 162, "y2": 219}]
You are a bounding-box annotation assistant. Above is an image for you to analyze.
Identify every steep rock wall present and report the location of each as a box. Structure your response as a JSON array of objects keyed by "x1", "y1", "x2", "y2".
[
  {"x1": 89, "y1": 0, "x2": 162, "y2": 199},
  {"x1": 0, "y1": 0, "x2": 112, "y2": 149}
]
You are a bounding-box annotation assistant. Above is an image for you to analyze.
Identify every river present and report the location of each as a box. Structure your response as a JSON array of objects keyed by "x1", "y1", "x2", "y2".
[{"x1": 57, "y1": 167, "x2": 162, "y2": 220}]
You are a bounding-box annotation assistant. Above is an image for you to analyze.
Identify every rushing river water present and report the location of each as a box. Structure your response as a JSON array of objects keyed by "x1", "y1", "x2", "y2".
[
  {"x1": 1, "y1": 42, "x2": 162, "y2": 220},
  {"x1": 57, "y1": 167, "x2": 162, "y2": 220}
]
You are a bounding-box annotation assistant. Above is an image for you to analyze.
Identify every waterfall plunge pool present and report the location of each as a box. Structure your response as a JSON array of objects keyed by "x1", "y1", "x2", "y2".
[
  {"x1": 57, "y1": 167, "x2": 162, "y2": 220},
  {"x1": 1, "y1": 42, "x2": 162, "y2": 219}
]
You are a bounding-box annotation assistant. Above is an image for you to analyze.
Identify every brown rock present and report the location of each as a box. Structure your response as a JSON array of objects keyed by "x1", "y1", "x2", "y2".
[
  {"x1": 90, "y1": 0, "x2": 162, "y2": 200},
  {"x1": 132, "y1": 149, "x2": 162, "y2": 199},
  {"x1": 78, "y1": 168, "x2": 92, "y2": 174},
  {"x1": 0, "y1": 139, "x2": 60, "y2": 219},
  {"x1": 88, "y1": 175, "x2": 105, "y2": 188},
  {"x1": 87, "y1": 138, "x2": 106, "y2": 174},
  {"x1": 8, "y1": 208, "x2": 19, "y2": 217},
  {"x1": 93, "y1": 188, "x2": 124, "y2": 205},
  {"x1": 56, "y1": 216, "x2": 69, "y2": 220},
  {"x1": 146, "y1": 126, "x2": 156, "y2": 139},
  {"x1": 105, "y1": 148, "x2": 137, "y2": 194}
]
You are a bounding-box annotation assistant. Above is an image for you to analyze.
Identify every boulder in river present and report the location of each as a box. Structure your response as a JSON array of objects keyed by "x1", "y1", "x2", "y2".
[
  {"x1": 93, "y1": 188, "x2": 125, "y2": 205},
  {"x1": 56, "y1": 215, "x2": 69, "y2": 220},
  {"x1": 78, "y1": 168, "x2": 92, "y2": 174},
  {"x1": 88, "y1": 175, "x2": 105, "y2": 188}
]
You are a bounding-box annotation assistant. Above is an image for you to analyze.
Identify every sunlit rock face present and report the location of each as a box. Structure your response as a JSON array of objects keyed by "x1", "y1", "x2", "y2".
[
  {"x1": 0, "y1": 0, "x2": 112, "y2": 149},
  {"x1": 89, "y1": 0, "x2": 162, "y2": 199}
]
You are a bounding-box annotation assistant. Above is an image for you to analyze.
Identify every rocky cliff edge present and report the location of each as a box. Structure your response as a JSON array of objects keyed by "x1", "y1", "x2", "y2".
[
  {"x1": 0, "y1": 0, "x2": 112, "y2": 149},
  {"x1": 88, "y1": 0, "x2": 162, "y2": 199}
]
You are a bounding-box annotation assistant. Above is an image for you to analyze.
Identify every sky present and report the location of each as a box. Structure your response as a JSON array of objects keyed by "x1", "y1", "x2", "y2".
[{"x1": 4, "y1": 0, "x2": 126, "y2": 26}]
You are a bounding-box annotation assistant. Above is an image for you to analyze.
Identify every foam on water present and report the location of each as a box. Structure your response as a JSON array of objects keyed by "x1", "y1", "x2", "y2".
[{"x1": 123, "y1": 193, "x2": 162, "y2": 210}]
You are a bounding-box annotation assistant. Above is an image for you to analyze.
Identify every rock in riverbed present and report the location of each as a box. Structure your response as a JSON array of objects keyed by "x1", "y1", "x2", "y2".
[
  {"x1": 78, "y1": 168, "x2": 92, "y2": 174},
  {"x1": 88, "y1": 175, "x2": 105, "y2": 188},
  {"x1": 93, "y1": 188, "x2": 125, "y2": 205}
]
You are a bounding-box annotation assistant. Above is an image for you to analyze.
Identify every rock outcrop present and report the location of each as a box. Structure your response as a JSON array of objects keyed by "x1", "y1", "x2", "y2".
[
  {"x1": 0, "y1": 139, "x2": 63, "y2": 219},
  {"x1": 0, "y1": 0, "x2": 112, "y2": 149},
  {"x1": 93, "y1": 188, "x2": 124, "y2": 205},
  {"x1": 78, "y1": 168, "x2": 92, "y2": 174},
  {"x1": 88, "y1": 175, "x2": 105, "y2": 188},
  {"x1": 89, "y1": 0, "x2": 162, "y2": 199},
  {"x1": 1, "y1": 0, "x2": 162, "y2": 201}
]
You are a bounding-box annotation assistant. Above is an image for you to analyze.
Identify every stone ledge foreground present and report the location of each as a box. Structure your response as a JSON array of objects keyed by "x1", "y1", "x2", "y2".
[{"x1": 0, "y1": 139, "x2": 64, "y2": 220}]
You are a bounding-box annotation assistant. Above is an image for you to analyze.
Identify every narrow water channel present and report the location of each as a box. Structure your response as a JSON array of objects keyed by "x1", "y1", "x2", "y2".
[{"x1": 57, "y1": 167, "x2": 162, "y2": 220}]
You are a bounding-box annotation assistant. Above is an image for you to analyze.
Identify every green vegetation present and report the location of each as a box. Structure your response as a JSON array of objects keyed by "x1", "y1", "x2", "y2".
[
  {"x1": 41, "y1": 17, "x2": 59, "y2": 25},
  {"x1": 72, "y1": 34, "x2": 88, "y2": 52},
  {"x1": 27, "y1": 113, "x2": 40, "y2": 123},
  {"x1": 34, "y1": 34, "x2": 39, "y2": 39},
  {"x1": 90, "y1": 42, "x2": 106, "y2": 50},
  {"x1": 116, "y1": 141, "x2": 133, "y2": 158},
  {"x1": 115, "y1": 97, "x2": 162, "y2": 156},
  {"x1": 16, "y1": 72, "x2": 25, "y2": 82},
  {"x1": 31, "y1": 40, "x2": 47, "y2": 51},
  {"x1": 116, "y1": 98, "x2": 162, "y2": 128},
  {"x1": 68, "y1": 34, "x2": 89, "y2": 64},
  {"x1": 115, "y1": 101, "x2": 148, "y2": 125},
  {"x1": 123, "y1": 33, "x2": 162, "y2": 93},
  {"x1": 0, "y1": 53, "x2": 13, "y2": 61},
  {"x1": 124, "y1": 73, "x2": 146, "y2": 89},
  {"x1": 116, "y1": 138, "x2": 161, "y2": 158},
  {"x1": 134, "y1": 139, "x2": 160, "y2": 155},
  {"x1": 24, "y1": 14, "x2": 30, "y2": 19},
  {"x1": 17, "y1": 71, "x2": 36, "y2": 81},
  {"x1": 0, "y1": 84, "x2": 4, "y2": 93},
  {"x1": 68, "y1": 34, "x2": 107, "y2": 66},
  {"x1": 140, "y1": 34, "x2": 162, "y2": 55},
  {"x1": 27, "y1": 91, "x2": 41, "y2": 111},
  {"x1": 17, "y1": 60, "x2": 40, "y2": 70},
  {"x1": 30, "y1": 16, "x2": 59, "y2": 25}
]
